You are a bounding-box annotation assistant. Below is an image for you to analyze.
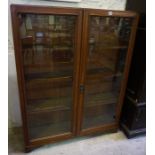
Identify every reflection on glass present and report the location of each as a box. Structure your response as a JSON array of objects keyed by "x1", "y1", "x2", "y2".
[
  {"x1": 19, "y1": 14, "x2": 76, "y2": 139},
  {"x1": 82, "y1": 16, "x2": 133, "y2": 129}
]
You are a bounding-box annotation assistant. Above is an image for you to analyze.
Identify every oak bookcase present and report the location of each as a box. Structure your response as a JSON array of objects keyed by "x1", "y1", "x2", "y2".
[{"x1": 11, "y1": 5, "x2": 138, "y2": 152}]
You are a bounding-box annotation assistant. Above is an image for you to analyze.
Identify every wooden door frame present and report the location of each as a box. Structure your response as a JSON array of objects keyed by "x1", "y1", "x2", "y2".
[
  {"x1": 11, "y1": 4, "x2": 83, "y2": 151},
  {"x1": 77, "y1": 8, "x2": 139, "y2": 136}
]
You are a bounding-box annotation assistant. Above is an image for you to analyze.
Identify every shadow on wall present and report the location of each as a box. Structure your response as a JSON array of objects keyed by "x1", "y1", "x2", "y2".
[{"x1": 8, "y1": 53, "x2": 22, "y2": 128}]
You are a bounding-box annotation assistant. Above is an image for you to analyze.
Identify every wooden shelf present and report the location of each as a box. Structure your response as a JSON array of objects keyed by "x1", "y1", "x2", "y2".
[
  {"x1": 24, "y1": 62, "x2": 73, "y2": 75},
  {"x1": 26, "y1": 76, "x2": 72, "y2": 90},
  {"x1": 86, "y1": 72, "x2": 122, "y2": 82},
  {"x1": 28, "y1": 121, "x2": 71, "y2": 140},
  {"x1": 83, "y1": 103, "x2": 115, "y2": 129},
  {"x1": 28, "y1": 28, "x2": 73, "y2": 33},
  {"x1": 27, "y1": 85, "x2": 72, "y2": 100},
  {"x1": 24, "y1": 54, "x2": 73, "y2": 69},
  {"x1": 88, "y1": 66, "x2": 121, "y2": 76},
  {"x1": 25, "y1": 70, "x2": 73, "y2": 80},
  {"x1": 85, "y1": 92, "x2": 118, "y2": 108},
  {"x1": 27, "y1": 92, "x2": 117, "y2": 114},
  {"x1": 27, "y1": 97, "x2": 71, "y2": 114},
  {"x1": 86, "y1": 67, "x2": 122, "y2": 81},
  {"x1": 87, "y1": 67, "x2": 111, "y2": 74},
  {"x1": 83, "y1": 114, "x2": 115, "y2": 129},
  {"x1": 24, "y1": 61, "x2": 73, "y2": 67},
  {"x1": 27, "y1": 109, "x2": 71, "y2": 130},
  {"x1": 33, "y1": 42, "x2": 73, "y2": 47},
  {"x1": 89, "y1": 44, "x2": 128, "y2": 50},
  {"x1": 25, "y1": 65, "x2": 121, "y2": 80}
]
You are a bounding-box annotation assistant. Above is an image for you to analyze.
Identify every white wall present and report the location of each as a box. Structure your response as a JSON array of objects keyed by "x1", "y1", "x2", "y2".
[{"x1": 8, "y1": 0, "x2": 127, "y2": 128}]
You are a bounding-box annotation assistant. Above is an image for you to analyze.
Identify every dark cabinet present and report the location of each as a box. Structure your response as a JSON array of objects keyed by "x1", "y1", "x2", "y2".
[
  {"x1": 11, "y1": 5, "x2": 138, "y2": 151},
  {"x1": 120, "y1": 0, "x2": 146, "y2": 138}
]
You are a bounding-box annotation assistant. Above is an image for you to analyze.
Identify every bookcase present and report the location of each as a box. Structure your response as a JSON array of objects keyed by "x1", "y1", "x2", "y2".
[{"x1": 11, "y1": 5, "x2": 138, "y2": 151}]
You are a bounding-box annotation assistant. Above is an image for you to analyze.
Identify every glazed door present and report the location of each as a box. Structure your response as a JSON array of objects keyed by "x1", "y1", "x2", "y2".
[
  {"x1": 78, "y1": 10, "x2": 138, "y2": 134},
  {"x1": 12, "y1": 6, "x2": 82, "y2": 142}
]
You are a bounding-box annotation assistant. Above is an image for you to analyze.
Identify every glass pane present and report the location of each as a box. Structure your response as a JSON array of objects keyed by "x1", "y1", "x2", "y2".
[
  {"x1": 19, "y1": 13, "x2": 76, "y2": 139},
  {"x1": 82, "y1": 16, "x2": 133, "y2": 129}
]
